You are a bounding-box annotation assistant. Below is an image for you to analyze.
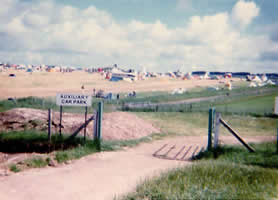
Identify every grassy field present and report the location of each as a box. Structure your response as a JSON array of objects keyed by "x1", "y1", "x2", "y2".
[
  {"x1": 121, "y1": 84, "x2": 278, "y2": 104},
  {"x1": 214, "y1": 93, "x2": 278, "y2": 116},
  {"x1": 120, "y1": 142, "x2": 278, "y2": 200},
  {"x1": 1, "y1": 85, "x2": 277, "y2": 116},
  {"x1": 195, "y1": 142, "x2": 278, "y2": 168},
  {"x1": 124, "y1": 87, "x2": 278, "y2": 117},
  {"x1": 135, "y1": 112, "x2": 277, "y2": 136}
]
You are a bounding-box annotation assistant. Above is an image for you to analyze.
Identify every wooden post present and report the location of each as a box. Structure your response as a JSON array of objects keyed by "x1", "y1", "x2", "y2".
[
  {"x1": 220, "y1": 118, "x2": 255, "y2": 152},
  {"x1": 93, "y1": 111, "x2": 98, "y2": 140},
  {"x1": 67, "y1": 115, "x2": 95, "y2": 141},
  {"x1": 59, "y1": 106, "x2": 63, "y2": 135},
  {"x1": 274, "y1": 97, "x2": 278, "y2": 153},
  {"x1": 84, "y1": 106, "x2": 88, "y2": 141},
  {"x1": 48, "y1": 109, "x2": 51, "y2": 141},
  {"x1": 207, "y1": 108, "x2": 214, "y2": 151},
  {"x1": 95, "y1": 102, "x2": 103, "y2": 151},
  {"x1": 214, "y1": 112, "x2": 220, "y2": 148},
  {"x1": 276, "y1": 121, "x2": 278, "y2": 154},
  {"x1": 97, "y1": 102, "x2": 103, "y2": 140}
]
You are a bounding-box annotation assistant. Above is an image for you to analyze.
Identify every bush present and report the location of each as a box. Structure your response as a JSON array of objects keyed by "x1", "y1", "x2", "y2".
[{"x1": 10, "y1": 164, "x2": 21, "y2": 173}]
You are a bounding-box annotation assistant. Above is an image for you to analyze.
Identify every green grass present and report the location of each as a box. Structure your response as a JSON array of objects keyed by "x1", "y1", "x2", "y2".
[
  {"x1": 218, "y1": 114, "x2": 277, "y2": 136},
  {"x1": 0, "y1": 97, "x2": 56, "y2": 113},
  {"x1": 0, "y1": 130, "x2": 166, "y2": 171},
  {"x1": 123, "y1": 90, "x2": 278, "y2": 117},
  {"x1": 0, "y1": 131, "x2": 90, "y2": 153},
  {"x1": 119, "y1": 81, "x2": 255, "y2": 104},
  {"x1": 120, "y1": 84, "x2": 278, "y2": 104},
  {"x1": 120, "y1": 142, "x2": 278, "y2": 200},
  {"x1": 213, "y1": 93, "x2": 278, "y2": 116},
  {"x1": 9, "y1": 164, "x2": 21, "y2": 173},
  {"x1": 1, "y1": 85, "x2": 277, "y2": 116},
  {"x1": 136, "y1": 112, "x2": 208, "y2": 136},
  {"x1": 54, "y1": 140, "x2": 100, "y2": 163},
  {"x1": 195, "y1": 142, "x2": 278, "y2": 168},
  {"x1": 135, "y1": 112, "x2": 276, "y2": 136},
  {"x1": 120, "y1": 161, "x2": 278, "y2": 200},
  {"x1": 24, "y1": 157, "x2": 49, "y2": 168},
  {"x1": 0, "y1": 130, "x2": 102, "y2": 169}
]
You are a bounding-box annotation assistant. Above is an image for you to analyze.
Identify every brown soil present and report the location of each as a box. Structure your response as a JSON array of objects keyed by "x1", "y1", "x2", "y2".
[
  {"x1": 0, "y1": 108, "x2": 160, "y2": 169},
  {"x1": 0, "y1": 108, "x2": 160, "y2": 140}
]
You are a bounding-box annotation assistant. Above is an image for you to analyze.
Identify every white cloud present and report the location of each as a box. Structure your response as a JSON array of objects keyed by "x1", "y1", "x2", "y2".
[
  {"x1": 231, "y1": 0, "x2": 260, "y2": 28},
  {"x1": 185, "y1": 13, "x2": 233, "y2": 44},
  {"x1": 0, "y1": 0, "x2": 276, "y2": 73},
  {"x1": 177, "y1": 0, "x2": 192, "y2": 10}
]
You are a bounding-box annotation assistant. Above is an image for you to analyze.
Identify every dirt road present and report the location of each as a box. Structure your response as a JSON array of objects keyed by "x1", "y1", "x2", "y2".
[{"x1": 0, "y1": 135, "x2": 274, "y2": 200}]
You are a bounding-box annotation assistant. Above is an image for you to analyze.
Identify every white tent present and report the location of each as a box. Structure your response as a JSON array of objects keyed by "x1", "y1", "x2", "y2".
[
  {"x1": 266, "y1": 80, "x2": 275, "y2": 85},
  {"x1": 249, "y1": 82, "x2": 257, "y2": 87},
  {"x1": 252, "y1": 75, "x2": 262, "y2": 83},
  {"x1": 261, "y1": 74, "x2": 268, "y2": 82}
]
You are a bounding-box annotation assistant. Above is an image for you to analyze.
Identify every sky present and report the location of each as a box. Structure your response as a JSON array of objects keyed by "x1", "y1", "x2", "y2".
[{"x1": 1, "y1": 0, "x2": 278, "y2": 73}]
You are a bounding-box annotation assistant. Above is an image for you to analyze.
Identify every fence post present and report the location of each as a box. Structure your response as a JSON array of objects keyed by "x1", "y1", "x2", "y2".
[
  {"x1": 97, "y1": 102, "x2": 103, "y2": 140},
  {"x1": 95, "y1": 102, "x2": 103, "y2": 150},
  {"x1": 207, "y1": 108, "x2": 214, "y2": 151},
  {"x1": 59, "y1": 106, "x2": 63, "y2": 135},
  {"x1": 84, "y1": 106, "x2": 88, "y2": 141},
  {"x1": 219, "y1": 118, "x2": 255, "y2": 152},
  {"x1": 276, "y1": 121, "x2": 278, "y2": 154},
  {"x1": 214, "y1": 112, "x2": 220, "y2": 148},
  {"x1": 48, "y1": 109, "x2": 51, "y2": 141},
  {"x1": 93, "y1": 111, "x2": 98, "y2": 140}
]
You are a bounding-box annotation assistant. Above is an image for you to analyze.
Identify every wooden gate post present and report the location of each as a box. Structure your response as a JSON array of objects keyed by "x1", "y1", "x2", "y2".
[
  {"x1": 276, "y1": 121, "x2": 278, "y2": 153},
  {"x1": 97, "y1": 101, "x2": 103, "y2": 140},
  {"x1": 220, "y1": 118, "x2": 255, "y2": 152},
  {"x1": 59, "y1": 106, "x2": 63, "y2": 135},
  {"x1": 84, "y1": 106, "x2": 88, "y2": 141},
  {"x1": 48, "y1": 109, "x2": 51, "y2": 141},
  {"x1": 95, "y1": 102, "x2": 103, "y2": 151},
  {"x1": 275, "y1": 97, "x2": 278, "y2": 153},
  {"x1": 207, "y1": 108, "x2": 215, "y2": 151},
  {"x1": 214, "y1": 112, "x2": 220, "y2": 148},
  {"x1": 93, "y1": 111, "x2": 98, "y2": 140}
]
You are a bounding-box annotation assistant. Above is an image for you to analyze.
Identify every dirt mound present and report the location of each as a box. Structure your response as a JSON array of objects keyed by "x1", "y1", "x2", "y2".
[{"x1": 0, "y1": 108, "x2": 160, "y2": 140}]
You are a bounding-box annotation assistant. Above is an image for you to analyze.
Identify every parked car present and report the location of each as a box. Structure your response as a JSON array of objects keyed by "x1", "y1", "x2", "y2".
[
  {"x1": 95, "y1": 90, "x2": 105, "y2": 98},
  {"x1": 9, "y1": 73, "x2": 16, "y2": 77}
]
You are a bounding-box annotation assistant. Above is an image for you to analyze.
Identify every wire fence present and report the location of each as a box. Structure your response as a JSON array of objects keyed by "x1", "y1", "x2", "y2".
[{"x1": 121, "y1": 88, "x2": 278, "y2": 117}]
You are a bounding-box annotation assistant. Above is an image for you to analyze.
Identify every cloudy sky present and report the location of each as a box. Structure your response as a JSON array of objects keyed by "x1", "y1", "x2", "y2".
[{"x1": 1, "y1": 0, "x2": 278, "y2": 72}]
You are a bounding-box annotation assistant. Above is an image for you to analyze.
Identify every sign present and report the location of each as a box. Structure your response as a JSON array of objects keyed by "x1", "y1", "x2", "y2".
[
  {"x1": 275, "y1": 97, "x2": 278, "y2": 115},
  {"x1": 56, "y1": 93, "x2": 92, "y2": 107}
]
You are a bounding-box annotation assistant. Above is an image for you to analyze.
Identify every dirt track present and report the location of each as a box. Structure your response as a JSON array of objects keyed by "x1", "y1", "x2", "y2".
[{"x1": 0, "y1": 135, "x2": 274, "y2": 200}]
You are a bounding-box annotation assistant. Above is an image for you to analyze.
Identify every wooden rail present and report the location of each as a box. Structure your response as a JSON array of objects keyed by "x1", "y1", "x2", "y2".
[
  {"x1": 67, "y1": 115, "x2": 95, "y2": 141},
  {"x1": 220, "y1": 118, "x2": 255, "y2": 152}
]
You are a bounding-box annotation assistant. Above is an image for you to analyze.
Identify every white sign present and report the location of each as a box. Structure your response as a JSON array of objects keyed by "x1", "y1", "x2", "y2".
[
  {"x1": 56, "y1": 93, "x2": 92, "y2": 107},
  {"x1": 275, "y1": 97, "x2": 278, "y2": 115}
]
